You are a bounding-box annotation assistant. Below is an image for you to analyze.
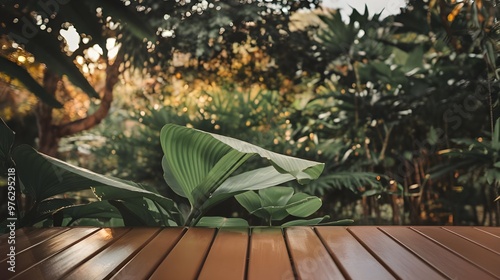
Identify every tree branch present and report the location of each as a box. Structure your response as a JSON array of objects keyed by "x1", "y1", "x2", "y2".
[
  {"x1": 56, "y1": 53, "x2": 123, "y2": 138},
  {"x1": 378, "y1": 124, "x2": 393, "y2": 161}
]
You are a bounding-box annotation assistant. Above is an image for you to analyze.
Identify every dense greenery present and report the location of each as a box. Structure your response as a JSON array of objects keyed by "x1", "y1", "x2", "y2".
[
  {"x1": 0, "y1": 0, "x2": 499, "y2": 227},
  {"x1": 2, "y1": 118, "x2": 351, "y2": 230}
]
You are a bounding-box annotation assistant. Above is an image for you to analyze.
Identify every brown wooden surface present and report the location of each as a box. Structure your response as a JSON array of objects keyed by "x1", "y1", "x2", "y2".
[
  {"x1": 316, "y1": 227, "x2": 395, "y2": 280},
  {"x1": 286, "y1": 227, "x2": 344, "y2": 280},
  {"x1": 2, "y1": 226, "x2": 499, "y2": 279},
  {"x1": 247, "y1": 227, "x2": 294, "y2": 280},
  {"x1": 198, "y1": 228, "x2": 248, "y2": 280},
  {"x1": 149, "y1": 227, "x2": 216, "y2": 280}
]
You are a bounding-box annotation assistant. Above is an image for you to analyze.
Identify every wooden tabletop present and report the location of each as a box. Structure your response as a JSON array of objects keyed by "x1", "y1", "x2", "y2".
[{"x1": 2, "y1": 226, "x2": 499, "y2": 279}]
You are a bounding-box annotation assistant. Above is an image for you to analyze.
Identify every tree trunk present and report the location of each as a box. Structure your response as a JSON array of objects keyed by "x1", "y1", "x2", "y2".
[{"x1": 36, "y1": 54, "x2": 123, "y2": 156}]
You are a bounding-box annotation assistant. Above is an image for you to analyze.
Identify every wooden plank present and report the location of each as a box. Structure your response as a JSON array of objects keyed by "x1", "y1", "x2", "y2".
[
  {"x1": 414, "y1": 227, "x2": 500, "y2": 277},
  {"x1": 477, "y1": 226, "x2": 500, "y2": 238},
  {"x1": 316, "y1": 227, "x2": 395, "y2": 280},
  {"x1": 0, "y1": 227, "x2": 38, "y2": 245},
  {"x1": 111, "y1": 227, "x2": 185, "y2": 279},
  {"x1": 0, "y1": 227, "x2": 98, "y2": 276},
  {"x1": 15, "y1": 228, "x2": 130, "y2": 279},
  {"x1": 381, "y1": 226, "x2": 496, "y2": 279},
  {"x1": 198, "y1": 228, "x2": 248, "y2": 280},
  {"x1": 444, "y1": 227, "x2": 500, "y2": 255},
  {"x1": 63, "y1": 228, "x2": 160, "y2": 279},
  {"x1": 0, "y1": 227, "x2": 69, "y2": 257},
  {"x1": 286, "y1": 227, "x2": 345, "y2": 280},
  {"x1": 247, "y1": 228, "x2": 294, "y2": 280},
  {"x1": 149, "y1": 227, "x2": 216, "y2": 280},
  {"x1": 1, "y1": 228, "x2": 44, "y2": 260},
  {"x1": 348, "y1": 227, "x2": 446, "y2": 280}
]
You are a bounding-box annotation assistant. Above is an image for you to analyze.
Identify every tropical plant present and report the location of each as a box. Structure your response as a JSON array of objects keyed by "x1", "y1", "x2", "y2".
[
  {"x1": 282, "y1": 3, "x2": 496, "y2": 225},
  {"x1": 235, "y1": 186, "x2": 353, "y2": 226},
  {"x1": 432, "y1": 118, "x2": 500, "y2": 225},
  {"x1": 160, "y1": 124, "x2": 325, "y2": 226},
  {"x1": 0, "y1": 0, "x2": 322, "y2": 155},
  {"x1": 0, "y1": 117, "x2": 335, "y2": 230}
]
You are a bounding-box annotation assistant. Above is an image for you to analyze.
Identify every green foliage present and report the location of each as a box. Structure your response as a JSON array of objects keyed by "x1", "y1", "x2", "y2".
[
  {"x1": 160, "y1": 124, "x2": 324, "y2": 226},
  {"x1": 305, "y1": 171, "x2": 388, "y2": 196},
  {"x1": 0, "y1": 56, "x2": 62, "y2": 108},
  {"x1": 196, "y1": 217, "x2": 249, "y2": 227},
  {"x1": 235, "y1": 186, "x2": 326, "y2": 226},
  {"x1": 9, "y1": 143, "x2": 180, "y2": 228},
  {"x1": 0, "y1": 118, "x2": 14, "y2": 171},
  {"x1": 1, "y1": 116, "x2": 327, "y2": 230},
  {"x1": 0, "y1": 0, "x2": 322, "y2": 107},
  {"x1": 433, "y1": 118, "x2": 500, "y2": 188},
  {"x1": 4, "y1": 1, "x2": 499, "y2": 227}
]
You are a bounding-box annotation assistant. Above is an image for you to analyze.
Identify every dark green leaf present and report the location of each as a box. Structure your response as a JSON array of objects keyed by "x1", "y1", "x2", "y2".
[
  {"x1": 0, "y1": 56, "x2": 62, "y2": 108},
  {"x1": 0, "y1": 118, "x2": 15, "y2": 169},
  {"x1": 259, "y1": 186, "x2": 294, "y2": 207},
  {"x1": 109, "y1": 199, "x2": 158, "y2": 226},
  {"x1": 12, "y1": 145, "x2": 179, "y2": 222},
  {"x1": 196, "y1": 216, "x2": 249, "y2": 227},
  {"x1": 281, "y1": 216, "x2": 330, "y2": 227},
  {"x1": 55, "y1": 200, "x2": 122, "y2": 226},
  {"x1": 285, "y1": 193, "x2": 322, "y2": 218}
]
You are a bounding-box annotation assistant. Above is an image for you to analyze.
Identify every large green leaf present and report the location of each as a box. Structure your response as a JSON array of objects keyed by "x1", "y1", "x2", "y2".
[
  {"x1": 282, "y1": 218, "x2": 354, "y2": 227},
  {"x1": 13, "y1": 145, "x2": 95, "y2": 200},
  {"x1": 234, "y1": 191, "x2": 266, "y2": 218},
  {"x1": 160, "y1": 124, "x2": 238, "y2": 204},
  {"x1": 21, "y1": 198, "x2": 75, "y2": 227},
  {"x1": 12, "y1": 145, "x2": 178, "y2": 223},
  {"x1": 0, "y1": 118, "x2": 15, "y2": 169},
  {"x1": 209, "y1": 133, "x2": 324, "y2": 184},
  {"x1": 54, "y1": 200, "x2": 122, "y2": 226},
  {"x1": 160, "y1": 124, "x2": 324, "y2": 225},
  {"x1": 280, "y1": 216, "x2": 329, "y2": 227},
  {"x1": 0, "y1": 57, "x2": 63, "y2": 108},
  {"x1": 213, "y1": 166, "x2": 296, "y2": 195},
  {"x1": 109, "y1": 199, "x2": 159, "y2": 226},
  {"x1": 196, "y1": 216, "x2": 249, "y2": 227},
  {"x1": 285, "y1": 193, "x2": 322, "y2": 218},
  {"x1": 258, "y1": 187, "x2": 295, "y2": 221},
  {"x1": 259, "y1": 186, "x2": 294, "y2": 207},
  {"x1": 235, "y1": 186, "x2": 324, "y2": 223},
  {"x1": 492, "y1": 118, "x2": 500, "y2": 150}
]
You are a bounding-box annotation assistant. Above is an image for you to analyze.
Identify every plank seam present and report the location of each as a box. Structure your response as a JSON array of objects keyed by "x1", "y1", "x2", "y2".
[
  {"x1": 282, "y1": 227, "x2": 299, "y2": 280},
  {"x1": 409, "y1": 227, "x2": 498, "y2": 279},
  {"x1": 345, "y1": 227, "x2": 401, "y2": 280},
  {"x1": 442, "y1": 227, "x2": 500, "y2": 256},
  {"x1": 193, "y1": 228, "x2": 218, "y2": 280},
  {"x1": 7, "y1": 227, "x2": 72, "y2": 256},
  {"x1": 378, "y1": 227, "x2": 451, "y2": 279},
  {"x1": 244, "y1": 227, "x2": 251, "y2": 280},
  {"x1": 11, "y1": 227, "x2": 101, "y2": 278},
  {"x1": 474, "y1": 227, "x2": 500, "y2": 238},
  {"x1": 144, "y1": 227, "x2": 188, "y2": 279},
  {"x1": 105, "y1": 228, "x2": 163, "y2": 279},
  {"x1": 313, "y1": 226, "x2": 351, "y2": 280},
  {"x1": 56, "y1": 227, "x2": 132, "y2": 279}
]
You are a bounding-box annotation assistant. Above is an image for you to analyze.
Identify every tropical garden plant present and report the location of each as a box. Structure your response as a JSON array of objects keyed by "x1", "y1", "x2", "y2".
[
  {"x1": 1, "y1": 117, "x2": 350, "y2": 232},
  {"x1": 431, "y1": 118, "x2": 500, "y2": 225}
]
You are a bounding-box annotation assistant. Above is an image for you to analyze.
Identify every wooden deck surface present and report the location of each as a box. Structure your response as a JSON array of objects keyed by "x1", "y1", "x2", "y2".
[{"x1": 2, "y1": 226, "x2": 500, "y2": 279}]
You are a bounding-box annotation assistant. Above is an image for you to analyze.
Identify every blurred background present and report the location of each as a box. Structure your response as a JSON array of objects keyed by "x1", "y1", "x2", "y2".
[{"x1": 0, "y1": 0, "x2": 499, "y2": 225}]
